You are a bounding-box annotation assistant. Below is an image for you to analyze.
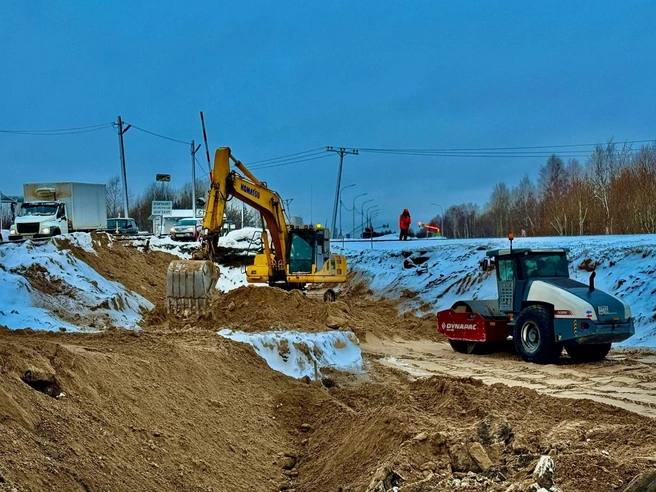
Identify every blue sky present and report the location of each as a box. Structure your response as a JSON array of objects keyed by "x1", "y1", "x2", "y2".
[{"x1": 2, "y1": 1, "x2": 655, "y2": 229}]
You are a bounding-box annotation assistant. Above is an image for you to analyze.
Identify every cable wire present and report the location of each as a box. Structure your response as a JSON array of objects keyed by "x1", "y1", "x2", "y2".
[
  {"x1": 250, "y1": 153, "x2": 333, "y2": 170},
  {"x1": 128, "y1": 124, "x2": 191, "y2": 145},
  {"x1": 0, "y1": 123, "x2": 112, "y2": 135},
  {"x1": 247, "y1": 147, "x2": 325, "y2": 165}
]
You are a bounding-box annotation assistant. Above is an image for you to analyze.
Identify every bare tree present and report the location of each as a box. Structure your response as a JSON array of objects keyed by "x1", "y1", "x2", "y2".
[{"x1": 106, "y1": 176, "x2": 122, "y2": 218}]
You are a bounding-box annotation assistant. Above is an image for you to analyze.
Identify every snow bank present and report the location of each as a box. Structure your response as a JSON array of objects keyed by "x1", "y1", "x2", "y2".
[
  {"x1": 334, "y1": 234, "x2": 656, "y2": 348},
  {"x1": 217, "y1": 329, "x2": 364, "y2": 379},
  {"x1": 0, "y1": 239, "x2": 152, "y2": 332}
]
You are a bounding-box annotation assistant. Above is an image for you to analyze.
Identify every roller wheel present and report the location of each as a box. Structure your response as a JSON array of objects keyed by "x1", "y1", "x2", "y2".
[
  {"x1": 448, "y1": 340, "x2": 490, "y2": 355},
  {"x1": 565, "y1": 342, "x2": 611, "y2": 362},
  {"x1": 513, "y1": 305, "x2": 561, "y2": 364}
]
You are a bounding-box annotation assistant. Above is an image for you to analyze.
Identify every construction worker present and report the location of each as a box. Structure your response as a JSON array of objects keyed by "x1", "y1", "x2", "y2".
[{"x1": 399, "y1": 209, "x2": 411, "y2": 240}]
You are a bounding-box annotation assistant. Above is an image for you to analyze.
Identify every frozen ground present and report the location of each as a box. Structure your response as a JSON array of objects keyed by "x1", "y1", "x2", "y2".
[
  {"x1": 333, "y1": 234, "x2": 656, "y2": 347},
  {"x1": 0, "y1": 235, "x2": 153, "y2": 332},
  {"x1": 217, "y1": 328, "x2": 363, "y2": 379}
]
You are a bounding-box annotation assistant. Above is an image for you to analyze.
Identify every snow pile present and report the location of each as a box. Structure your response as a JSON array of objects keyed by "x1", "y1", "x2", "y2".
[
  {"x1": 56, "y1": 231, "x2": 97, "y2": 254},
  {"x1": 220, "y1": 227, "x2": 264, "y2": 250},
  {"x1": 141, "y1": 236, "x2": 200, "y2": 259},
  {"x1": 217, "y1": 329, "x2": 364, "y2": 379},
  {"x1": 216, "y1": 265, "x2": 250, "y2": 292},
  {"x1": 0, "y1": 239, "x2": 153, "y2": 332},
  {"x1": 334, "y1": 234, "x2": 656, "y2": 347}
]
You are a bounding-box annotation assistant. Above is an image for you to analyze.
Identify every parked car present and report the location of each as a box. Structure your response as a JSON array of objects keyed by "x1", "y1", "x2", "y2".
[
  {"x1": 104, "y1": 218, "x2": 139, "y2": 235},
  {"x1": 170, "y1": 218, "x2": 201, "y2": 241}
]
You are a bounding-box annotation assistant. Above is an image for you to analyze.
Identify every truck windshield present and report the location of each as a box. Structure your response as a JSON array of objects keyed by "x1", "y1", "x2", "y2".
[
  {"x1": 177, "y1": 219, "x2": 197, "y2": 226},
  {"x1": 520, "y1": 254, "x2": 569, "y2": 278},
  {"x1": 19, "y1": 203, "x2": 58, "y2": 216}
]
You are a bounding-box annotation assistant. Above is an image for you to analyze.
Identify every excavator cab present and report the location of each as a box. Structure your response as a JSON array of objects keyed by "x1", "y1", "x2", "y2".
[{"x1": 288, "y1": 226, "x2": 329, "y2": 274}]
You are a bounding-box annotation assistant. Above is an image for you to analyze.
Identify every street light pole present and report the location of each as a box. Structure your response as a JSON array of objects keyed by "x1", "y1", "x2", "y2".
[
  {"x1": 352, "y1": 192, "x2": 367, "y2": 237},
  {"x1": 365, "y1": 205, "x2": 379, "y2": 232},
  {"x1": 338, "y1": 183, "x2": 355, "y2": 238},
  {"x1": 360, "y1": 198, "x2": 374, "y2": 237},
  {"x1": 431, "y1": 202, "x2": 445, "y2": 237}
]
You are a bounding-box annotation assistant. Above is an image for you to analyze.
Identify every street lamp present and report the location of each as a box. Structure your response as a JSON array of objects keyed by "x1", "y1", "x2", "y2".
[
  {"x1": 351, "y1": 192, "x2": 367, "y2": 237},
  {"x1": 338, "y1": 184, "x2": 356, "y2": 237},
  {"x1": 431, "y1": 202, "x2": 445, "y2": 237},
  {"x1": 359, "y1": 198, "x2": 374, "y2": 237},
  {"x1": 365, "y1": 205, "x2": 379, "y2": 231}
]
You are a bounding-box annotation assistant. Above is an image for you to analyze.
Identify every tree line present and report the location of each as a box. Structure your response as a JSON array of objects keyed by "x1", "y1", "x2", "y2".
[
  {"x1": 106, "y1": 177, "x2": 259, "y2": 230},
  {"x1": 428, "y1": 142, "x2": 656, "y2": 238}
]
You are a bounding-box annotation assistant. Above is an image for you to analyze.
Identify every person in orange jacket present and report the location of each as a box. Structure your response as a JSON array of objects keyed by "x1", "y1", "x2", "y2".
[{"x1": 399, "y1": 209, "x2": 411, "y2": 240}]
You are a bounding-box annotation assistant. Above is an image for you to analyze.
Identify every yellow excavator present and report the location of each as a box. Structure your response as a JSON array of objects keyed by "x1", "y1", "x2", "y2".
[{"x1": 166, "y1": 147, "x2": 348, "y2": 313}]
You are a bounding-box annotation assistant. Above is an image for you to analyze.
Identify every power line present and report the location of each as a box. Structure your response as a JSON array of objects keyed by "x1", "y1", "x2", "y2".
[
  {"x1": 128, "y1": 123, "x2": 191, "y2": 145},
  {"x1": 0, "y1": 123, "x2": 112, "y2": 135},
  {"x1": 250, "y1": 153, "x2": 333, "y2": 170},
  {"x1": 248, "y1": 147, "x2": 325, "y2": 165},
  {"x1": 358, "y1": 139, "x2": 656, "y2": 153}
]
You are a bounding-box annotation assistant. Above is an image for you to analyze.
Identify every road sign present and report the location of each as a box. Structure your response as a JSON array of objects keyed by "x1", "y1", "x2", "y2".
[
  {"x1": 156, "y1": 174, "x2": 171, "y2": 182},
  {"x1": 151, "y1": 200, "x2": 173, "y2": 216}
]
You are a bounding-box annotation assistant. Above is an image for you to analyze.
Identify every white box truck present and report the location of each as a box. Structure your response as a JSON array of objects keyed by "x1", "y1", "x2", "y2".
[{"x1": 9, "y1": 182, "x2": 106, "y2": 241}]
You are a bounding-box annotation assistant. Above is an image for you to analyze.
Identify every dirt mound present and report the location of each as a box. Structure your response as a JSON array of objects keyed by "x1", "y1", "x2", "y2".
[
  {"x1": 279, "y1": 363, "x2": 656, "y2": 491},
  {"x1": 0, "y1": 328, "x2": 306, "y2": 491},
  {"x1": 63, "y1": 233, "x2": 175, "y2": 305},
  {"x1": 0, "y1": 327, "x2": 654, "y2": 491},
  {"x1": 157, "y1": 283, "x2": 441, "y2": 341}
]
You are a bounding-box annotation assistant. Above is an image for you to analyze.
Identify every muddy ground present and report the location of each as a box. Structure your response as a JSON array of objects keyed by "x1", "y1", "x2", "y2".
[{"x1": 1, "y1": 239, "x2": 655, "y2": 491}]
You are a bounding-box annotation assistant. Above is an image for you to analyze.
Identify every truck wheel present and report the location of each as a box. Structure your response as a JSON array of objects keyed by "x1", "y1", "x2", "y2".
[
  {"x1": 51, "y1": 227, "x2": 61, "y2": 237},
  {"x1": 513, "y1": 306, "x2": 561, "y2": 364},
  {"x1": 565, "y1": 342, "x2": 611, "y2": 362}
]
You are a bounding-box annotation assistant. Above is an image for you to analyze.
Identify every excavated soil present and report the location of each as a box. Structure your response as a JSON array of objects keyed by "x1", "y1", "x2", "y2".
[
  {"x1": 151, "y1": 281, "x2": 440, "y2": 342},
  {"x1": 1, "y1": 238, "x2": 656, "y2": 490},
  {"x1": 0, "y1": 328, "x2": 655, "y2": 491}
]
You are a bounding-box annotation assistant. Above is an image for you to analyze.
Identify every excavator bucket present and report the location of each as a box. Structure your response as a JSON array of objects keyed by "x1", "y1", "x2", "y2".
[{"x1": 166, "y1": 260, "x2": 218, "y2": 315}]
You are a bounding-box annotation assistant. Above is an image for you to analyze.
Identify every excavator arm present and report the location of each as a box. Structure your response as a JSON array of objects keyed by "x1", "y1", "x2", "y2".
[{"x1": 202, "y1": 147, "x2": 289, "y2": 278}]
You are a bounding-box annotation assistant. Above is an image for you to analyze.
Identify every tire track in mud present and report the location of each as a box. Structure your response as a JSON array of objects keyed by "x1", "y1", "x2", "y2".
[{"x1": 362, "y1": 336, "x2": 656, "y2": 418}]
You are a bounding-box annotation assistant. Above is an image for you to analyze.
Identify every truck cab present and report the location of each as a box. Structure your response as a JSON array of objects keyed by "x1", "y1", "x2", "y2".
[{"x1": 10, "y1": 201, "x2": 69, "y2": 240}]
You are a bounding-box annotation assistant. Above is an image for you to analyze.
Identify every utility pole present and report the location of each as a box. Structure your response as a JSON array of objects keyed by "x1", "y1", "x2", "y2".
[
  {"x1": 191, "y1": 140, "x2": 201, "y2": 219},
  {"x1": 327, "y1": 146, "x2": 358, "y2": 237},
  {"x1": 116, "y1": 116, "x2": 131, "y2": 218}
]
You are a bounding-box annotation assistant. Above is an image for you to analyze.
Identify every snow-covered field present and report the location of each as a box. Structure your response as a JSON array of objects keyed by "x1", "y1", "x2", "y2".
[
  {"x1": 0, "y1": 233, "x2": 152, "y2": 332},
  {"x1": 333, "y1": 235, "x2": 656, "y2": 348}
]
